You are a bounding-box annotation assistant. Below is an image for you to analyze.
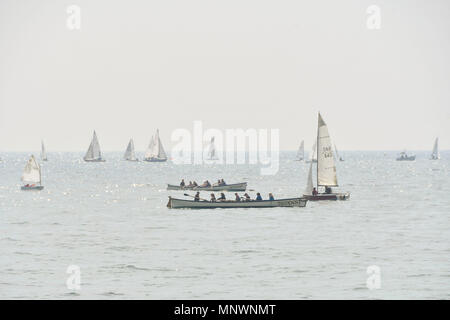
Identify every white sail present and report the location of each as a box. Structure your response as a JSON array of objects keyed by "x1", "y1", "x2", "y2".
[
  {"x1": 317, "y1": 113, "x2": 338, "y2": 187},
  {"x1": 207, "y1": 137, "x2": 218, "y2": 160},
  {"x1": 145, "y1": 129, "x2": 167, "y2": 160},
  {"x1": 304, "y1": 161, "x2": 314, "y2": 195},
  {"x1": 84, "y1": 131, "x2": 103, "y2": 161},
  {"x1": 21, "y1": 155, "x2": 41, "y2": 184},
  {"x1": 145, "y1": 136, "x2": 155, "y2": 159},
  {"x1": 156, "y1": 130, "x2": 167, "y2": 160},
  {"x1": 431, "y1": 137, "x2": 439, "y2": 160},
  {"x1": 308, "y1": 141, "x2": 317, "y2": 162},
  {"x1": 296, "y1": 140, "x2": 304, "y2": 160},
  {"x1": 41, "y1": 140, "x2": 47, "y2": 161},
  {"x1": 124, "y1": 138, "x2": 137, "y2": 160}
]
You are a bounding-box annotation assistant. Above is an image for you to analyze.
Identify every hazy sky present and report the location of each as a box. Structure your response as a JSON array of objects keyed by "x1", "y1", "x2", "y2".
[{"x1": 1, "y1": 0, "x2": 449, "y2": 152}]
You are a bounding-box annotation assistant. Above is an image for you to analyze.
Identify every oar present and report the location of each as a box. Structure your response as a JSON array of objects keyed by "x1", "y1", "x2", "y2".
[{"x1": 184, "y1": 193, "x2": 209, "y2": 202}]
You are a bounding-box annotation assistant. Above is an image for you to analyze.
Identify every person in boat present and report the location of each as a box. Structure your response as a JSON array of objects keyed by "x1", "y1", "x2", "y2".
[
  {"x1": 243, "y1": 193, "x2": 251, "y2": 201},
  {"x1": 235, "y1": 193, "x2": 241, "y2": 202},
  {"x1": 210, "y1": 193, "x2": 216, "y2": 202},
  {"x1": 325, "y1": 186, "x2": 332, "y2": 194},
  {"x1": 180, "y1": 179, "x2": 185, "y2": 187},
  {"x1": 215, "y1": 179, "x2": 221, "y2": 186},
  {"x1": 188, "y1": 181, "x2": 193, "y2": 188},
  {"x1": 221, "y1": 179, "x2": 226, "y2": 185},
  {"x1": 193, "y1": 181, "x2": 198, "y2": 187},
  {"x1": 218, "y1": 193, "x2": 226, "y2": 201},
  {"x1": 269, "y1": 193, "x2": 274, "y2": 201},
  {"x1": 194, "y1": 192, "x2": 200, "y2": 202},
  {"x1": 202, "y1": 180, "x2": 211, "y2": 187},
  {"x1": 312, "y1": 187, "x2": 318, "y2": 196},
  {"x1": 256, "y1": 193, "x2": 263, "y2": 201}
]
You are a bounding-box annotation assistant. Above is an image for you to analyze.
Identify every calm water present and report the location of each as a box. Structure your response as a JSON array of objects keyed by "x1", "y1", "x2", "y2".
[{"x1": 0, "y1": 151, "x2": 449, "y2": 299}]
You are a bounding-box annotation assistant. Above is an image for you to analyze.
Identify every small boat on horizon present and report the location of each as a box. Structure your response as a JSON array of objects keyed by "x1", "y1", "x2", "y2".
[
  {"x1": 84, "y1": 131, "x2": 105, "y2": 162},
  {"x1": 334, "y1": 144, "x2": 344, "y2": 161},
  {"x1": 305, "y1": 141, "x2": 317, "y2": 163},
  {"x1": 295, "y1": 140, "x2": 304, "y2": 161},
  {"x1": 144, "y1": 129, "x2": 167, "y2": 162},
  {"x1": 206, "y1": 137, "x2": 219, "y2": 161},
  {"x1": 123, "y1": 138, "x2": 138, "y2": 161},
  {"x1": 430, "y1": 137, "x2": 440, "y2": 160},
  {"x1": 302, "y1": 113, "x2": 350, "y2": 201},
  {"x1": 41, "y1": 140, "x2": 48, "y2": 161},
  {"x1": 396, "y1": 151, "x2": 415, "y2": 161},
  {"x1": 21, "y1": 155, "x2": 44, "y2": 191}
]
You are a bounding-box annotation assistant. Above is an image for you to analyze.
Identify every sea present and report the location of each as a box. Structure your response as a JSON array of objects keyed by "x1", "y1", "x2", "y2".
[{"x1": 0, "y1": 151, "x2": 449, "y2": 299}]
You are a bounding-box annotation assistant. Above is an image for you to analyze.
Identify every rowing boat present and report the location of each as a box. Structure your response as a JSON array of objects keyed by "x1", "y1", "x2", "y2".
[
  {"x1": 167, "y1": 182, "x2": 247, "y2": 191},
  {"x1": 167, "y1": 196, "x2": 307, "y2": 209}
]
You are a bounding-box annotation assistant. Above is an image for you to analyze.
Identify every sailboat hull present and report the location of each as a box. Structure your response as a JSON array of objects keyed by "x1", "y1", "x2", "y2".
[
  {"x1": 303, "y1": 193, "x2": 350, "y2": 201},
  {"x1": 84, "y1": 159, "x2": 106, "y2": 162},
  {"x1": 21, "y1": 185, "x2": 44, "y2": 191},
  {"x1": 144, "y1": 157, "x2": 167, "y2": 162},
  {"x1": 167, "y1": 197, "x2": 307, "y2": 209}
]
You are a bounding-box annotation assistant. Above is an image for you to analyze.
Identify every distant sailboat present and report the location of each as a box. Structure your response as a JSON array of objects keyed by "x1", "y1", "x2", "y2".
[
  {"x1": 295, "y1": 140, "x2": 304, "y2": 161},
  {"x1": 430, "y1": 137, "x2": 440, "y2": 160},
  {"x1": 21, "y1": 155, "x2": 44, "y2": 190},
  {"x1": 144, "y1": 129, "x2": 167, "y2": 162},
  {"x1": 334, "y1": 144, "x2": 344, "y2": 161},
  {"x1": 206, "y1": 137, "x2": 219, "y2": 160},
  {"x1": 124, "y1": 138, "x2": 138, "y2": 161},
  {"x1": 303, "y1": 113, "x2": 350, "y2": 201},
  {"x1": 41, "y1": 140, "x2": 48, "y2": 161},
  {"x1": 306, "y1": 141, "x2": 317, "y2": 163},
  {"x1": 84, "y1": 131, "x2": 105, "y2": 162}
]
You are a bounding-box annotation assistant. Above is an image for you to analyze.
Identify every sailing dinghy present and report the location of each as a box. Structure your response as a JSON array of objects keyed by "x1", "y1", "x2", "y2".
[
  {"x1": 334, "y1": 144, "x2": 344, "y2": 161},
  {"x1": 123, "y1": 138, "x2": 138, "y2": 161},
  {"x1": 144, "y1": 129, "x2": 167, "y2": 162},
  {"x1": 41, "y1": 140, "x2": 48, "y2": 161},
  {"x1": 306, "y1": 141, "x2": 317, "y2": 163},
  {"x1": 430, "y1": 138, "x2": 440, "y2": 160},
  {"x1": 21, "y1": 155, "x2": 44, "y2": 190},
  {"x1": 84, "y1": 131, "x2": 105, "y2": 162},
  {"x1": 206, "y1": 137, "x2": 219, "y2": 160},
  {"x1": 302, "y1": 113, "x2": 350, "y2": 201},
  {"x1": 295, "y1": 140, "x2": 305, "y2": 161}
]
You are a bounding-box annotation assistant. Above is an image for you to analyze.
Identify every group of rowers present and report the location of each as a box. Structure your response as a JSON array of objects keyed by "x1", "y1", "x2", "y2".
[
  {"x1": 193, "y1": 192, "x2": 275, "y2": 202},
  {"x1": 180, "y1": 179, "x2": 226, "y2": 188}
]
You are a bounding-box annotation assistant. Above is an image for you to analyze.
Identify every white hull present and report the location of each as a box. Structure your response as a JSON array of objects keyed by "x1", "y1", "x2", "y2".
[
  {"x1": 167, "y1": 197, "x2": 307, "y2": 209},
  {"x1": 167, "y1": 182, "x2": 247, "y2": 191},
  {"x1": 84, "y1": 159, "x2": 106, "y2": 162}
]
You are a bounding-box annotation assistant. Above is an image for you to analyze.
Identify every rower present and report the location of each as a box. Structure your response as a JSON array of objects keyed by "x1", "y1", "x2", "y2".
[
  {"x1": 312, "y1": 187, "x2": 318, "y2": 196},
  {"x1": 269, "y1": 193, "x2": 274, "y2": 201},
  {"x1": 235, "y1": 193, "x2": 241, "y2": 202},
  {"x1": 194, "y1": 192, "x2": 200, "y2": 202},
  {"x1": 210, "y1": 193, "x2": 216, "y2": 202},
  {"x1": 188, "y1": 181, "x2": 193, "y2": 187},
  {"x1": 221, "y1": 179, "x2": 226, "y2": 185},
  {"x1": 243, "y1": 193, "x2": 251, "y2": 201},
  {"x1": 325, "y1": 186, "x2": 332, "y2": 194},
  {"x1": 218, "y1": 193, "x2": 226, "y2": 201},
  {"x1": 256, "y1": 193, "x2": 263, "y2": 201},
  {"x1": 216, "y1": 179, "x2": 221, "y2": 186},
  {"x1": 180, "y1": 179, "x2": 185, "y2": 187},
  {"x1": 193, "y1": 181, "x2": 198, "y2": 187}
]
